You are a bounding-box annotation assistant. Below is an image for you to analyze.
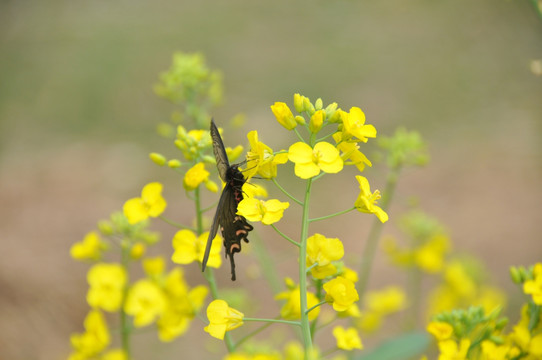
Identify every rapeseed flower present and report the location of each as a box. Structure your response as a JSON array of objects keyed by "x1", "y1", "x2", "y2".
[
  {"x1": 123, "y1": 182, "x2": 167, "y2": 224},
  {"x1": 86, "y1": 263, "x2": 127, "y2": 312},
  {"x1": 183, "y1": 162, "x2": 210, "y2": 191},
  {"x1": 276, "y1": 278, "x2": 320, "y2": 321},
  {"x1": 332, "y1": 326, "x2": 363, "y2": 350},
  {"x1": 69, "y1": 310, "x2": 110, "y2": 359},
  {"x1": 306, "y1": 234, "x2": 344, "y2": 279},
  {"x1": 237, "y1": 198, "x2": 289, "y2": 225},
  {"x1": 245, "y1": 130, "x2": 288, "y2": 179},
  {"x1": 323, "y1": 276, "x2": 359, "y2": 312},
  {"x1": 124, "y1": 279, "x2": 167, "y2": 327},
  {"x1": 523, "y1": 263, "x2": 542, "y2": 305},
  {"x1": 204, "y1": 299, "x2": 244, "y2": 340},
  {"x1": 437, "y1": 339, "x2": 470, "y2": 360},
  {"x1": 171, "y1": 229, "x2": 222, "y2": 268},
  {"x1": 339, "y1": 107, "x2": 376, "y2": 143},
  {"x1": 288, "y1": 142, "x2": 343, "y2": 179},
  {"x1": 354, "y1": 175, "x2": 388, "y2": 223},
  {"x1": 71, "y1": 231, "x2": 108, "y2": 261}
]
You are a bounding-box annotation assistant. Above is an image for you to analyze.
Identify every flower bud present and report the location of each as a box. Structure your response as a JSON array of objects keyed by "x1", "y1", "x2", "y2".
[
  {"x1": 271, "y1": 102, "x2": 296, "y2": 130},
  {"x1": 167, "y1": 159, "x2": 182, "y2": 168},
  {"x1": 294, "y1": 115, "x2": 306, "y2": 125},
  {"x1": 314, "y1": 98, "x2": 323, "y2": 110},
  {"x1": 294, "y1": 93, "x2": 305, "y2": 113},
  {"x1": 149, "y1": 152, "x2": 167, "y2": 166},
  {"x1": 309, "y1": 110, "x2": 324, "y2": 133},
  {"x1": 510, "y1": 266, "x2": 523, "y2": 284}
]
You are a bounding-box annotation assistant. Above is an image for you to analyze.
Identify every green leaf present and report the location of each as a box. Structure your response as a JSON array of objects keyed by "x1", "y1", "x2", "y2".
[{"x1": 352, "y1": 332, "x2": 430, "y2": 360}]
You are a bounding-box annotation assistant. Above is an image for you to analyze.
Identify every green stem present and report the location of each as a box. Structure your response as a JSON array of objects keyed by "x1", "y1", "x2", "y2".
[
  {"x1": 196, "y1": 184, "x2": 235, "y2": 353},
  {"x1": 306, "y1": 300, "x2": 326, "y2": 315},
  {"x1": 357, "y1": 167, "x2": 400, "y2": 298},
  {"x1": 294, "y1": 127, "x2": 306, "y2": 143},
  {"x1": 120, "y1": 245, "x2": 131, "y2": 359},
  {"x1": 272, "y1": 178, "x2": 303, "y2": 205},
  {"x1": 252, "y1": 232, "x2": 282, "y2": 295},
  {"x1": 309, "y1": 207, "x2": 355, "y2": 223},
  {"x1": 299, "y1": 177, "x2": 314, "y2": 356},
  {"x1": 243, "y1": 318, "x2": 301, "y2": 326},
  {"x1": 158, "y1": 215, "x2": 196, "y2": 231},
  {"x1": 271, "y1": 224, "x2": 300, "y2": 247}
]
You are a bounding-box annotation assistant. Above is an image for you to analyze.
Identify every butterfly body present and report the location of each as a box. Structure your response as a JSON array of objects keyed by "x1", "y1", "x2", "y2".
[{"x1": 202, "y1": 120, "x2": 253, "y2": 281}]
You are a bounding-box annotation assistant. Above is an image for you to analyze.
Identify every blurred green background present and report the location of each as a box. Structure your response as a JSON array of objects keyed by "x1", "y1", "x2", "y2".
[{"x1": 1, "y1": 1, "x2": 541, "y2": 359}]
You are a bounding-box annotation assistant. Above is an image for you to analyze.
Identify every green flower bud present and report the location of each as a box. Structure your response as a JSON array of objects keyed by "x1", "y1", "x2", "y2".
[
  {"x1": 294, "y1": 115, "x2": 306, "y2": 125},
  {"x1": 97, "y1": 220, "x2": 114, "y2": 235},
  {"x1": 167, "y1": 159, "x2": 182, "y2": 168},
  {"x1": 510, "y1": 266, "x2": 523, "y2": 284},
  {"x1": 314, "y1": 98, "x2": 323, "y2": 110},
  {"x1": 149, "y1": 152, "x2": 167, "y2": 166}
]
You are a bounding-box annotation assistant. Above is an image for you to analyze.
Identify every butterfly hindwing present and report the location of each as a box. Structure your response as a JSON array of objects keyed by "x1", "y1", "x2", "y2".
[{"x1": 201, "y1": 182, "x2": 230, "y2": 272}]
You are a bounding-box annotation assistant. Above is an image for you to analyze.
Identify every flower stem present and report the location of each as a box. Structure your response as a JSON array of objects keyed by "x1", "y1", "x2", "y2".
[
  {"x1": 271, "y1": 224, "x2": 300, "y2": 247},
  {"x1": 272, "y1": 178, "x2": 303, "y2": 205},
  {"x1": 309, "y1": 207, "x2": 355, "y2": 223},
  {"x1": 158, "y1": 215, "x2": 196, "y2": 231},
  {"x1": 196, "y1": 184, "x2": 235, "y2": 353},
  {"x1": 299, "y1": 177, "x2": 314, "y2": 355},
  {"x1": 306, "y1": 300, "x2": 326, "y2": 315},
  {"x1": 120, "y1": 245, "x2": 132, "y2": 359},
  {"x1": 243, "y1": 318, "x2": 302, "y2": 326},
  {"x1": 357, "y1": 167, "x2": 400, "y2": 298}
]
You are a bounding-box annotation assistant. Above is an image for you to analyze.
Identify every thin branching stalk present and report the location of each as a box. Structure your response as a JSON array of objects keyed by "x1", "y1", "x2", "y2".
[{"x1": 357, "y1": 167, "x2": 400, "y2": 298}]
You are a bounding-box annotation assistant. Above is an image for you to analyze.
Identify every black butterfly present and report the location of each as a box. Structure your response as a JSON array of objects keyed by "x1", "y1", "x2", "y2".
[{"x1": 201, "y1": 119, "x2": 253, "y2": 281}]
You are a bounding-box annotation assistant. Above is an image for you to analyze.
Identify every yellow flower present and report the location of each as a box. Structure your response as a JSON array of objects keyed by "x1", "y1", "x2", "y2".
[
  {"x1": 365, "y1": 286, "x2": 406, "y2": 315},
  {"x1": 271, "y1": 102, "x2": 297, "y2": 130},
  {"x1": 524, "y1": 263, "x2": 542, "y2": 305},
  {"x1": 124, "y1": 279, "x2": 167, "y2": 327},
  {"x1": 171, "y1": 229, "x2": 222, "y2": 268},
  {"x1": 333, "y1": 132, "x2": 372, "y2": 172},
  {"x1": 129, "y1": 242, "x2": 146, "y2": 260},
  {"x1": 204, "y1": 300, "x2": 244, "y2": 340},
  {"x1": 142, "y1": 256, "x2": 165, "y2": 278},
  {"x1": 510, "y1": 323, "x2": 542, "y2": 357},
  {"x1": 237, "y1": 198, "x2": 289, "y2": 225},
  {"x1": 414, "y1": 234, "x2": 449, "y2": 273},
  {"x1": 480, "y1": 340, "x2": 516, "y2": 360},
  {"x1": 288, "y1": 142, "x2": 343, "y2": 179},
  {"x1": 86, "y1": 263, "x2": 127, "y2": 312},
  {"x1": 339, "y1": 107, "x2": 376, "y2": 142},
  {"x1": 101, "y1": 349, "x2": 127, "y2": 360},
  {"x1": 242, "y1": 182, "x2": 268, "y2": 198},
  {"x1": 157, "y1": 268, "x2": 208, "y2": 342},
  {"x1": 323, "y1": 276, "x2": 359, "y2": 312},
  {"x1": 427, "y1": 321, "x2": 454, "y2": 341},
  {"x1": 245, "y1": 130, "x2": 288, "y2": 179},
  {"x1": 306, "y1": 233, "x2": 344, "y2": 279},
  {"x1": 71, "y1": 231, "x2": 108, "y2": 261},
  {"x1": 437, "y1": 338, "x2": 470, "y2": 360},
  {"x1": 184, "y1": 162, "x2": 210, "y2": 191},
  {"x1": 354, "y1": 175, "x2": 388, "y2": 223},
  {"x1": 69, "y1": 310, "x2": 110, "y2": 358},
  {"x1": 123, "y1": 182, "x2": 167, "y2": 224},
  {"x1": 332, "y1": 326, "x2": 363, "y2": 350},
  {"x1": 276, "y1": 280, "x2": 320, "y2": 321}
]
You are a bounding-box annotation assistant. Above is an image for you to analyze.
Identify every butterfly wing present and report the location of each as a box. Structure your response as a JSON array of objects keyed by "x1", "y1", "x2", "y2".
[
  {"x1": 201, "y1": 183, "x2": 231, "y2": 272},
  {"x1": 210, "y1": 119, "x2": 230, "y2": 182},
  {"x1": 219, "y1": 182, "x2": 253, "y2": 281}
]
